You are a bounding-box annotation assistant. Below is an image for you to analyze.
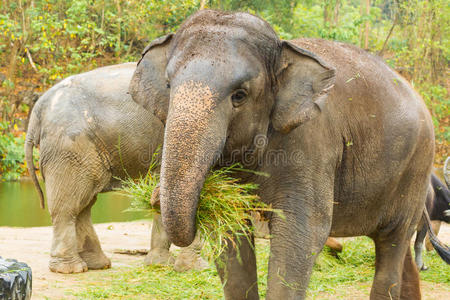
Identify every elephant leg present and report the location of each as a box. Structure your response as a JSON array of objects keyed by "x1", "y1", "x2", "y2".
[
  {"x1": 174, "y1": 232, "x2": 208, "y2": 272},
  {"x1": 46, "y1": 172, "x2": 88, "y2": 273},
  {"x1": 76, "y1": 196, "x2": 111, "y2": 270},
  {"x1": 414, "y1": 224, "x2": 427, "y2": 271},
  {"x1": 144, "y1": 213, "x2": 174, "y2": 266},
  {"x1": 425, "y1": 220, "x2": 441, "y2": 251},
  {"x1": 371, "y1": 235, "x2": 412, "y2": 300},
  {"x1": 215, "y1": 233, "x2": 259, "y2": 300},
  {"x1": 49, "y1": 213, "x2": 87, "y2": 273},
  {"x1": 400, "y1": 247, "x2": 421, "y2": 300},
  {"x1": 266, "y1": 209, "x2": 331, "y2": 300}
]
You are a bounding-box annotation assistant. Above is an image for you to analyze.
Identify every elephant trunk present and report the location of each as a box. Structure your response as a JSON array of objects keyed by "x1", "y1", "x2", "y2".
[{"x1": 159, "y1": 81, "x2": 228, "y2": 247}]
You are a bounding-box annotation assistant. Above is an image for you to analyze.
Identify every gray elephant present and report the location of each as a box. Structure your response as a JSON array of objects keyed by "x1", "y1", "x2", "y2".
[
  {"x1": 25, "y1": 63, "x2": 207, "y2": 273},
  {"x1": 130, "y1": 10, "x2": 449, "y2": 300}
]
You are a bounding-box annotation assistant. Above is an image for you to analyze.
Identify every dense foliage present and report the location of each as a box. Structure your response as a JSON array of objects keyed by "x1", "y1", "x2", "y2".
[
  {"x1": 0, "y1": 0, "x2": 448, "y2": 180},
  {"x1": 0, "y1": 121, "x2": 26, "y2": 180}
]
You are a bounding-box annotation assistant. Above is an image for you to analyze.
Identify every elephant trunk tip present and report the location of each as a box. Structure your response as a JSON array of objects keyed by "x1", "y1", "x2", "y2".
[
  {"x1": 170, "y1": 232, "x2": 196, "y2": 248},
  {"x1": 165, "y1": 225, "x2": 197, "y2": 247},
  {"x1": 161, "y1": 209, "x2": 197, "y2": 247}
]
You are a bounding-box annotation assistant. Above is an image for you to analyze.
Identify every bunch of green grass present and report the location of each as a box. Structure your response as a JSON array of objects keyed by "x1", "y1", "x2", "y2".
[
  {"x1": 121, "y1": 152, "x2": 279, "y2": 263},
  {"x1": 121, "y1": 151, "x2": 160, "y2": 213}
]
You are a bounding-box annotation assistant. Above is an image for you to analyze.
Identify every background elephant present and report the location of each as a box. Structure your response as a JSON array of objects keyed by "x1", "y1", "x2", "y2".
[
  {"x1": 414, "y1": 172, "x2": 450, "y2": 270},
  {"x1": 424, "y1": 158, "x2": 450, "y2": 252},
  {"x1": 25, "y1": 63, "x2": 206, "y2": 273},
  {"x1": 130, "y1": 10, "x2": 448, "y2": 300}
]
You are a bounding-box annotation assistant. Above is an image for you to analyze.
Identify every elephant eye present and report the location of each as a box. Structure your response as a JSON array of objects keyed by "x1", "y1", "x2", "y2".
[
  {"x1": 231, "y1": 89, "x2": 248, "y2": 107},
  {"x1": 166, "y1": 82, "x2": 171, "y2": 89}
]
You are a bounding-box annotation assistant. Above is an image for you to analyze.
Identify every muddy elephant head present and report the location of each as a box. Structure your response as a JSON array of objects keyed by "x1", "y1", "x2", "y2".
[{"x1": 130, "y1": 10, "x2": 335, "y2": 246}]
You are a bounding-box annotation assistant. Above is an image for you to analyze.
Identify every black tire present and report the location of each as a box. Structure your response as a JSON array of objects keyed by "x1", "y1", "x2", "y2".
[{"x1": 0, "y1": 257, "x2": 32, "y2": 300}]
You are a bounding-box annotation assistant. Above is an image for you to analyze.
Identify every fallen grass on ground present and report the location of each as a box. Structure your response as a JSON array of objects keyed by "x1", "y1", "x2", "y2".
[{"x1": 72, "y1": 237, "x2": 449, "y2": 299}]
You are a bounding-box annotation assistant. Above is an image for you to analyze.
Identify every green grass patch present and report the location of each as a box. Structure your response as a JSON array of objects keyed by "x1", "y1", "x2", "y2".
[
  {"x1": 72, "y1": 237, "x2": 449, "y2": 299},
  {"x1": 418, "y1": 250, "x2": 450, "y2": 284},
  {"x1": 308, "y1": 237, "x2": 375, "y2": 296},
  {"x1": 73, "y1": 264, "x2": 223, "y2": 299}
]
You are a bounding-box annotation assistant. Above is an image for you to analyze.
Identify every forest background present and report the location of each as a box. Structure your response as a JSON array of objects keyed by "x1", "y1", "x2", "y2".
[{"x1": 0, "y1": 0, "x2": 448, "y2": 180}]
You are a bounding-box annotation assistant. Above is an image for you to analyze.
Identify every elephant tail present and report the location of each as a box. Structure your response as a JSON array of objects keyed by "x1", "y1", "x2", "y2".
[
  {"x1": 423, "y1": 209, "x2": 450, "y2": 264},
  {"x1": 25, "y1": 108, "x2": 45, "y2": 209}
]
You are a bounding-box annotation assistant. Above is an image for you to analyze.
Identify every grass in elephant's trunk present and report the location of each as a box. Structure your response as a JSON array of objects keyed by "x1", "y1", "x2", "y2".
[{"x1": 121, "y1": 153, "x2": 280, "y2": 263}]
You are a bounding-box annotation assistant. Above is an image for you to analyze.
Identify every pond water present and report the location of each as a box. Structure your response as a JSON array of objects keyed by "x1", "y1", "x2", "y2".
[{"x1": 0, "y1": 180, "x2": 148, "y2": 227}]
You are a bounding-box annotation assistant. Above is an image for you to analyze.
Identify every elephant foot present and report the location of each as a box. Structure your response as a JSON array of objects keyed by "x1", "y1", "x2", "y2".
[
  {"x1": 420, "y1": 264, "x2": 428, "y2": 271},
  {"x1": 79, "y1": 250, "x2": 111, "y2": 270},
  {"x1": 144, "y1": 249, "x2": 174, "y2": 266},
  {"x1": 174, "y1": 251, "x2": 209, "y2": 272},
  {"x1": 414, "y1": 255, "x2": 426, "y2": 272},
  {"x1": 415, "y1": 257, "x2": 428, "y2": 271},
  {"x1": 49, "y1": 257, "x2": 88, "y2": 274}
]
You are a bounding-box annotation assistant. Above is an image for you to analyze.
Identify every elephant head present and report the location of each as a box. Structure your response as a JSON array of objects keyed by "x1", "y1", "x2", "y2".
[{"x1": 130, "y1": 10, "x2": 335, "y2": 246}]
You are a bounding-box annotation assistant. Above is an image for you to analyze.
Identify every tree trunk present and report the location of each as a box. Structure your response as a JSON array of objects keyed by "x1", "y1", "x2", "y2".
[
  {"x1": 115, "y1": 0, "x2": 121, "y2": 56},
  {"x1": 363, "y1": 0, "x2": 370, "y2": 49},
  {"x1": 378, "y1": 15, "x2": 397, "y2": 56},
  {"x1": 333, "y1": 0, "x2": 341, "y2": 27},
  {"x1": 6, "y1": 41, "x2": 19, "y2": 88},
  {"x1": 323, "y1": 1, "x2": 330, "y2": 28}
]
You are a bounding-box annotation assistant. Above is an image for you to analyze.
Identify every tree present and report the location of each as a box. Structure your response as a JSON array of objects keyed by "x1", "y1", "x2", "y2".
[{"x1": 361, "y1": 0, "x2": 371, "y2": 49}]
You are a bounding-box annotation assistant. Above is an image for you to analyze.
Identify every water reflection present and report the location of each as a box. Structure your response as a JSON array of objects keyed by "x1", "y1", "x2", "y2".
[{"x1": 0, "y1": 180, "x2": 148, "y2": 227}]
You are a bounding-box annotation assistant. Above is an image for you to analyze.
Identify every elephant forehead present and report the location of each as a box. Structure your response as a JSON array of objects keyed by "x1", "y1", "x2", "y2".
[
  {"x1": 170, "y1": 81, "x2": 217, "y2": 114},
  {"x1": 174, "y1": 25, "x2": 242, "y2": 56},
  {"x1": 168, "y1": 26, "x2": 249, "y2": 74}
]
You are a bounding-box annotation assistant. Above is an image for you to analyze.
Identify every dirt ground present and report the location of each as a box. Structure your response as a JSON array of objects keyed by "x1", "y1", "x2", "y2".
[{"x1": 0, "y1": 221, "x2": 449, "y2": 299}]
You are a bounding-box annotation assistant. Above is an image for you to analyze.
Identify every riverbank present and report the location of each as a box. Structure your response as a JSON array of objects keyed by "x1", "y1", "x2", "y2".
[{"x1": 0, "y1": 221, "x2": 449, "y2": 299}]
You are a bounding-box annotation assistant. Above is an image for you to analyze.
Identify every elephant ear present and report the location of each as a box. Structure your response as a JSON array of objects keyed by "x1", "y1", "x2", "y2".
[
  {"x1": 272, "y1": 41, "x2": 336, "y2": 133},
  {"x1": 129, "y1": 34, "x2": 174, "y2": 124}
]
